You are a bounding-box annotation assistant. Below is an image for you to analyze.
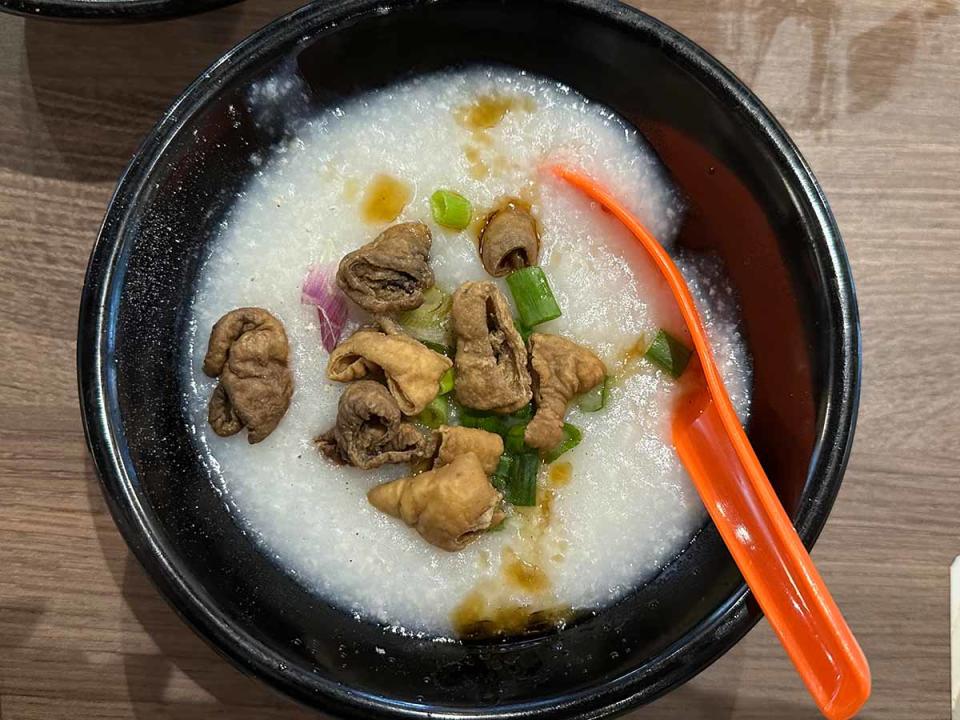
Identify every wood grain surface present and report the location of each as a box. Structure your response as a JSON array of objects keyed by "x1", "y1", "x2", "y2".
[{"x1": 0, "y1": 1, "x2": 957, "y2": 718}]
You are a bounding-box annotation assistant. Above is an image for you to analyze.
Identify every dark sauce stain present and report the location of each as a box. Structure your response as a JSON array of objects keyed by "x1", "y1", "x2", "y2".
[
  {"x1": 452, "y1": 590, "x2": 571, "y2": 640},
  {"x1": 456, "y1": 93, "x2": 537, "y2": 184},
  {"x1": 361, "y1": 173, "x2": 411, "y2": 224},
  {"x1": 452, "y1": 479, "x2": 567, "y2": 639},
  {"x1": 548, "y1": 461, "x2": 572, "y2": 487},
  {"x1": 535, "y1": 486, "x2": 555, "y2": 533},
  {"x1": 503, "y1": 549, "x2": 550, "y2": 593},
  {"x1": 618, "y1": 335, "x2": 650, "y2": 373},
  {"x1": 456, "y1": 94, "x2": 535, "y2": 132},
  {"x1": 463, "y1": 145, "x2": 488, "y2": 179}
]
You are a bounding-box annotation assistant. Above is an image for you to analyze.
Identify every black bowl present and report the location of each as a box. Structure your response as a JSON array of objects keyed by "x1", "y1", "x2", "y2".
[
  {"x1": 77, "y1": 1, "x2": 861, "y2": 718},
  {"x1": 0, "y1": 0, "x2": 240, "y2": 21}
]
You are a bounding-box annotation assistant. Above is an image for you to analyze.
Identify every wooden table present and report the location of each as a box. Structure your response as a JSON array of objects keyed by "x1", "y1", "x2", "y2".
[{"x1": 1, "y1": 1, "x2": 957, "y2": 718}]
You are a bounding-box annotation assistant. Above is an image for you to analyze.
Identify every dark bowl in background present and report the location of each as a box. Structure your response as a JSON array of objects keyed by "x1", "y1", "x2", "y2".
[
  {"x1": 0, "y1": 0, "x2": 240, "y2": 21},
  {"x1": 77, "y1": 0, "x2": 861, "y2": 718}
]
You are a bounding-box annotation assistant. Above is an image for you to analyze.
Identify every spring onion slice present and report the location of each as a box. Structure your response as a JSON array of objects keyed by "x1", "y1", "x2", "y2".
[
  {"x1": 458, "y1": 404, "x2": 534, "y2": 437},
  {"x1": 504, "y1": 423, "x2": 529, "y2": 454},
  {"x1": 506, "y1": 453, "x2": 540, "y2": 506},
  {"x1": 542, "y1": 423, "x2": 582, "y2": 463},
  {"x1": 506, "y1": 267, "x2": 561, "y2": 328},
  {"x1": 399, "y1": 286, "x2": 451, "y2": 330},
  {"x1": 419, "y1": 339, "x2": 454, "y2": 357},
  {"x1": 418, "y1": 395, "x2": 449, "y2": 429},
  {"x1": 645, "y1": 329, "x2": 692, "y2": 379},
  {"x1": 491, "y1": 454, "x2": 514, "y2": 492},
  {"x1": 458, "y1": 406, "x2": 498, "y2": 432},
  {"x1": 578, "y1": 376, "x2": 610, "y2": 412},
  {"x1": 511, "y1": 403, "x2": 534, "y2": 422},
  {"x1": 430, "y1": 189, "x2": 473, "y2": 230},
  {"x1": 439, "y1": 367, "x2": 455, "y2": 395},
  {"x1": 476, "y1": 417, "x2": 505, "y2": 434},
  {"x1": 514, "y1": 317, "x2": 534, "y2": 343}
]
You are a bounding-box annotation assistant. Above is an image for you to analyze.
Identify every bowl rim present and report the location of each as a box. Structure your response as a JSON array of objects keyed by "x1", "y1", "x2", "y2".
[
  {"x1": 77, "y1": 0, "x2": 862, "y2": 718},
  {"x1": 0, "y1": 0, "x2": 241, "y2": 21}
]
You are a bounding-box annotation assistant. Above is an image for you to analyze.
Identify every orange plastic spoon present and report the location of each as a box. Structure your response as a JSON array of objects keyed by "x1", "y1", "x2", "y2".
[{"x1": 552, "y1": 165, "x2": 870, "y2": 720}]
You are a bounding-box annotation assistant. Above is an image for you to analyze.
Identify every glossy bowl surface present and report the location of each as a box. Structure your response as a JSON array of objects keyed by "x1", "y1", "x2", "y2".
[{"x1": 78, "y1": 1, "x2": 861, "y2": 718}]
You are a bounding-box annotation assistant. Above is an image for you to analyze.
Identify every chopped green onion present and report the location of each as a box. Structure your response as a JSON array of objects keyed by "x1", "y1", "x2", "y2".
[
  {"x1": 578, "y1": 376, "x2": 610, "y2": 412},
  {"x1": 399, "y1": 286, "x2": 451, "y2": 330},
  {"x1": 504, "y1": 423, "x2": 529, "y2": 453},
  {"x1": 458, "y1": 406, "x2": 502, "y2": 433},
  {"x1": 430, "y1": 189, "x2": 473, "y2": 230},
  {"x1": 477, "y1": 417, "x2": 505, "y2": 434},
  {"x1": 457, "y1": 404, "x2": 533, "y2": 437},
  {"x1": 418, "y1": 395, "x2": 449, "y2": 429},
  {"x1": 542, "y1": 423, "x2": 582, "y2": 463},
  {"x1": 506, "y1": 267, "x2": 561, "y2": 328},
  {"x1": 506, "y1": 453, "x2": 540, "y2": 506},
  {"x1": 491, "y1": 454, "x2": 514, "y2": 492},
  {"x1": 511, "y1": 403, "x2": 534, "y2": 422},
  {"x1": 439, "y1": 367, "x2": 455, "y2": 395},
  {"x1": 456, "y1": 405, "x2": 483, "y2": 427},
  {"x1": 645, "y1": 329, "x2": 692, "y2": 379},
  {"x1": 419, "y1": 339, "x2": 454, "y2": 357},
  {"x1": 514, "y1": 317, "x2": 534, "y2": 343}
]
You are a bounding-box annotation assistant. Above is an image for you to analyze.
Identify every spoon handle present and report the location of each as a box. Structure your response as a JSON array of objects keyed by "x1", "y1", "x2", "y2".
[{"x1": 674, "y1": 392, "x2": 871, "y2": 720}]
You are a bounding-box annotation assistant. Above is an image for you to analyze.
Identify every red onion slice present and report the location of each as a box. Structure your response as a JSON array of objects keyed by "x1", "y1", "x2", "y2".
[{"x1": 301, "y1": 264, "x2": 347, "y2": 352}]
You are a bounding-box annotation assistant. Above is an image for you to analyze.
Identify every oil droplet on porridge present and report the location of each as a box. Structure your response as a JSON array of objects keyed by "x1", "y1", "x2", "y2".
[
  {"x1": 612, "y1": 333, "x2": 652, "y2": 382},
  {"x1": 361, "y1": 174, "x2": 411, "y2": 223},
  {"x1": 456, "y1": 93, "x2": 536, "y2": 132},
  {"x1": 548, "y1": 461, "x2": 572, "y2": 487},
  {"x1": 460, "y1": 95, "x2": 511, "y2": 129},
  {"x1": 502, "y1": 548, "x2": 550, "y2": 593},
  {"x1": 622, "y1": 335, "x2": 649, "y2": 366},
  {"x1": 463, "y1": 145, "x2": 488, "y2": 179},
  {"x1": 462, "y1": 143, "x2": 512, "y2": 181}
]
